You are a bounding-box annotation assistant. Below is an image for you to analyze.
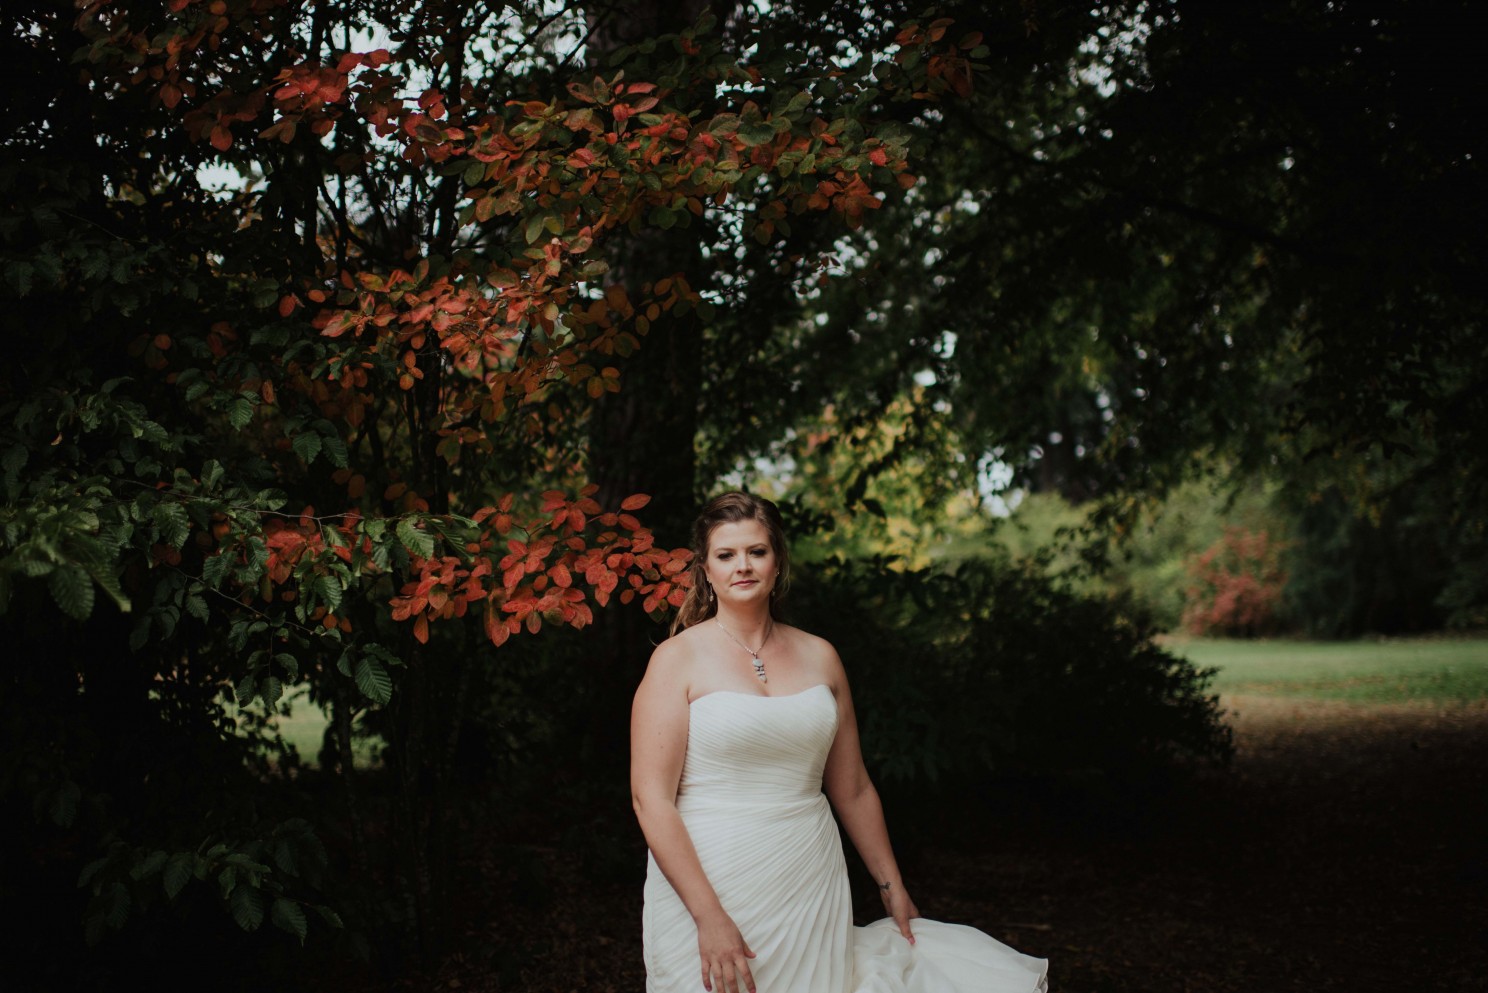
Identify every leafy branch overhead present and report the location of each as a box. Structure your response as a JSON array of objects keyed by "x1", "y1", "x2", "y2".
[
  {"x1": 1, "y1": 0, "x2": 988, "y2": 954},
  {"x1": 20, "y1": 0, "x2": 987, "y2": 648}
]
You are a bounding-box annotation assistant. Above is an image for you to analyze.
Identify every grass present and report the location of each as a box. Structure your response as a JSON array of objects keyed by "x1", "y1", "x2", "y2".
[
  {"x1": 1162, "y1": 635, "x2": 1488, "y2": 704},
  {"x1": 228, "y1": 692, "x2": 381, "y2": 767}
]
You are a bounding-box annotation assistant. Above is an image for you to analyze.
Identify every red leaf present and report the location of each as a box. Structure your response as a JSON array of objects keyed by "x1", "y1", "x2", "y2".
[{"x1": 620, "y1": 493, "x2": 651, "y2": 511}]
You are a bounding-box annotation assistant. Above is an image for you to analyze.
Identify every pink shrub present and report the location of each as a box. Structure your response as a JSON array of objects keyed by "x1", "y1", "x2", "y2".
[{"x1": 1182, "y1": 527, "x2": 1289, "y2": 636}]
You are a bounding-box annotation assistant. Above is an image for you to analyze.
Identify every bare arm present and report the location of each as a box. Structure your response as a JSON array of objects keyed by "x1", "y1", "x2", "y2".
[
  {"x1": 631, "y1": 643, "x2": 757, "y2": 993},
  {"x1": 821, "y1": 653, "x2": 921, "y2": 942}
]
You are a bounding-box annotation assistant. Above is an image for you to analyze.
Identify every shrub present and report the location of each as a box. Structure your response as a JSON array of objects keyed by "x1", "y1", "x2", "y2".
[
  {"x1": 1181, "y1": 527, "x2": 1289, "y2": 636},
  {"x1": 788, "y1": 556, "x2": 1232, "y2": 797}
]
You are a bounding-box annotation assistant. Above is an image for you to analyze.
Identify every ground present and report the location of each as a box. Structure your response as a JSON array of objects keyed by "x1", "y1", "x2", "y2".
[{"x1": 386, "y1": 688, "x2": 1488, "y2": 993}]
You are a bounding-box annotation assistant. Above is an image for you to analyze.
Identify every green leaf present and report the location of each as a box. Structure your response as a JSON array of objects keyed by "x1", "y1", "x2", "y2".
[
  {"x1": 321, "y1": 436, "x2": 348, "y2": 468},
  {"x1": 48, "y1": 565, "x2": 95, "y2": 619},
  {"x1": 218, "y1": 865, "x2": 237, "y2": 900},
  {"x1": 77, "y1": 855, "x2": 110, "y2": 890},
  {"x1": 395, "y1": 518, "x2": 434, "y2": 558},
  {"x1": 250, "y1": 278, "x2": 280, "y2": 309},
  {"x1": 524, "y1": 214, "x2": 546, "y2": 245},
  {"x1": 271, "y1": 898, "x2": 308, "y2": 943},
  {"x1": 50, "y1": 780, "x2": 81, "y2": 827},
  {"x1": 270, "y1": 838, "x2": 299, "y2": 877},
  {"x1": 316, "y1": 574, "x2": 343, "y2": 612},
  {"x1": 230, "y1": 882, "x2": 265, "y2": 931},
  {"x1": 228, "y1": 396, "x2": 255, "y2": 430},
  {"x1": 135, "y1": 849, "x2": 167, "y2": 880},
  {"x1": 274, "y1": 652, "x2": 299, "y2": 682},
  {"x1": 313, "y1": 904, "x2": 345, "y2": 929},
  {"x1": 202, "y1": 550, "x2": 232, "y2": 587},
  {"x1": 2, "y1": 444, "x2": 27, "y2": 483},
  {"x1": 163, "y1": 853, "x2": 193, "y2": 899},
  {"x1": 363, "y1": 642, "x2": 404, "y2": 667},
  {"x1": 292, "y1": 432, "x2": 322, "y2": 464},
  {"x1": 8, "y1": 260, "x2": 35, "y2": 296},
  {"x1": 354, "y1": 654, "x2": 393, "y2": 705},
  {"x1": 185, "y1": 594, "x2": 209, "y2": 622},
  {"x1": 103, "y1": 881, "x2": 130, "y2": 930},
  {"x1": 738, "y1": 122, "x2": 776, "y2": 147},
  {"x1": 153, "y1": 502, "x2": 190, "y2": 549}
]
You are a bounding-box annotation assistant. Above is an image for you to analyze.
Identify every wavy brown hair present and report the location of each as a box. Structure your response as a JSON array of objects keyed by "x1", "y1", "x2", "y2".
[{"x1": 670, "y1": 492, "x2": 791, "y2": 635}]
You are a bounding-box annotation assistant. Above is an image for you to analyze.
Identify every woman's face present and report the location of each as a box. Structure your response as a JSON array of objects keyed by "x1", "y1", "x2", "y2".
[{"x1": 703, "y1": 519, "x2": 778, "y2": 609}]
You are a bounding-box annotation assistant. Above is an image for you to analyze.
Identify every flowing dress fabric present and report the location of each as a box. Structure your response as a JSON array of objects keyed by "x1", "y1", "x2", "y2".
[{"x1": 642, "y1": 685, "x2": 1049, "y2": 993}]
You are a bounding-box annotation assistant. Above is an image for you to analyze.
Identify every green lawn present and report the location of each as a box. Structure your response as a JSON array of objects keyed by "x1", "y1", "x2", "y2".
[
  {"x1": 1163, "y1": 635, "x2": 1488, "y2": 703},
  {"x1": 229, "y1": 693, "x2": 380, "y2": 767}
]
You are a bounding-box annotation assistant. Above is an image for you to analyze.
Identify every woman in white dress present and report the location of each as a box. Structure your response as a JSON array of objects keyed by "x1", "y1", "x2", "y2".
[{"x1": 631, "y1": 493, "x2": 1049, "y2": 993}]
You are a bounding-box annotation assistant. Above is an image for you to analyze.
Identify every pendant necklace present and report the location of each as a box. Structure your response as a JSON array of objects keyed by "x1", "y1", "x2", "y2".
[{"x1": 716, "y1": 617, "x2": 773, "y2": 683}]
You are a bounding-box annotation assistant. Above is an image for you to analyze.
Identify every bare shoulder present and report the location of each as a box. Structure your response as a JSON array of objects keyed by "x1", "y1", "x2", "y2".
[
  {"x1": 636, "y1": 625, "x2": 702, "y2": 696},
  {"x1": 777, "y1": 624, "x2": 840, "y2": 660},
  {"x1": 776, "y1": 624, "x2": 847, "y2": 685}
]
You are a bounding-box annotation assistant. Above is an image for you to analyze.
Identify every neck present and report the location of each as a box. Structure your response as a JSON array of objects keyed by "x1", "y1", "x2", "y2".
[{"x1": 714, "y1": 603, "x2": 772, "y2": 636}]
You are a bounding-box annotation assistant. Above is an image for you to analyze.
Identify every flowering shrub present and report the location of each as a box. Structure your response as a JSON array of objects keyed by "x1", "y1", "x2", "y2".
[{"x1": 1181, "y1": 527, "x2": 1289, "y2": 636}]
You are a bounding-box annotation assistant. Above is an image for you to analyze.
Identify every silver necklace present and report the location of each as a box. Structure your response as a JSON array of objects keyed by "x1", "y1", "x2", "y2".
[{"x1": 715, "y1": 617, "x2": 773, "y2": 683}]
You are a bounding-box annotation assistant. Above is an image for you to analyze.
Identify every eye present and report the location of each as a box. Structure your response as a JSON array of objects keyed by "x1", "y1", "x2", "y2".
[
  {"x1": 750, "y1": 547, "x2": 768, "y2": 557},
  {"x1": 715, "y1": 551, "x2": 733, "y2": 560}
]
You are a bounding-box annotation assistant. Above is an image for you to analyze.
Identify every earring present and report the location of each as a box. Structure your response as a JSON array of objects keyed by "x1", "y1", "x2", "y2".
[{"x1": 707, "y1": 584, "x2": 715, "y2": 603}]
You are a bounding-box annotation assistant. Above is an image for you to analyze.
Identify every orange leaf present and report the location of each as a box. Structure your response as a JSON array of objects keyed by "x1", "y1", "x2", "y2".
[
  {"x1": 413, "y1": 613, "x2": 429, "y2": 643},
  {"x1": 620, "y1": 493, "x2": 651, "y2": 511}
]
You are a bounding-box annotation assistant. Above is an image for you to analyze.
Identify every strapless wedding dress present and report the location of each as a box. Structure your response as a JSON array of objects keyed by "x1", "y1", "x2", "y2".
[{"x1": 642, "y1": 684, "x2": 1049, "y2": 992}]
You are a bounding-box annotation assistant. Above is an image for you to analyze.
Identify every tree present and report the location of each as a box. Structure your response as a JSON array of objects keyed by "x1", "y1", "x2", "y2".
[
  {"x1": 696, "y1": 1, "x2": 1485, "y2": 625},
  {"x1": 1, "y1": 0, "x2": 982, "y2": 976}
]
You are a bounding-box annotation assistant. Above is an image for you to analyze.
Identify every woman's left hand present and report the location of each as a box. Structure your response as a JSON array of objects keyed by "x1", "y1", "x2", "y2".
[{"x1": 879, "y1": 881, "x2": 920, "y2": 945}]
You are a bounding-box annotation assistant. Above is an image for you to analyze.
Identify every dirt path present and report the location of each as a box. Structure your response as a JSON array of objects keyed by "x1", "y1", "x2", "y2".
[
  {"x1": 401, "y1": 695, "x2": 1488, "y2": 993},
  {"x1": 921, "y1": 694, "x2": 1488, "y2": 993}
]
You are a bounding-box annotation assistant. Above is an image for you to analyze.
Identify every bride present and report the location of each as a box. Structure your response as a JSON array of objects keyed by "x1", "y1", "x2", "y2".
[{"x1": 631, "y1": 493, "x2": 1049, "y2": 993}]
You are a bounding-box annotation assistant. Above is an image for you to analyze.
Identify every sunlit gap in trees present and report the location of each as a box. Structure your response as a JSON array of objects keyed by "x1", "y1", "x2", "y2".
[
  {"x1": 193, "y1": 0, "x2": 596, "y2": 229},
  {"x1": 1077, "y1": 1, "x2": 1163, "y2": 100}
]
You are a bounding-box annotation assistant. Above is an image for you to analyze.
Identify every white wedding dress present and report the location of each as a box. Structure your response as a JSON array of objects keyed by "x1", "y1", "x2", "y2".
[{"x1": 642, "y1": 684, "x2": 1049, "y2": 992}]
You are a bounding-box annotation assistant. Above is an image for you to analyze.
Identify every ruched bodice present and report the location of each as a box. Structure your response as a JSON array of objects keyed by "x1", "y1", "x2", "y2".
[
  {"x1": 641, "y1": 681, "x2": 1049, "y2": 993},
  {"x1": 680, "y1": 685, "x2": 839, "y2": 809}
]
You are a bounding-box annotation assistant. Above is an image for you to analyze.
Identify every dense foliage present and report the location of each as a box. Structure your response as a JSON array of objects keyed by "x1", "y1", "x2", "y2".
[
  {"x1": 711, "y1": 0, "x2": 1486, "y2": 625},
  {"x1": 792, "y1": 557, "x2": 1231, "y2": 792},
  {"x1": 0, "y1": 0, "x2": 996, "y2": 985},
  {"x1": 6, "y1": 0, "x2": 1475, "y2": 987}
]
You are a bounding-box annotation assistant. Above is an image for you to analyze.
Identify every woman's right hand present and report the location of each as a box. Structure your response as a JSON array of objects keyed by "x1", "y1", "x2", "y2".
[{"x1": 695, "y1": 910, "x2": 757, "y2": 993}]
